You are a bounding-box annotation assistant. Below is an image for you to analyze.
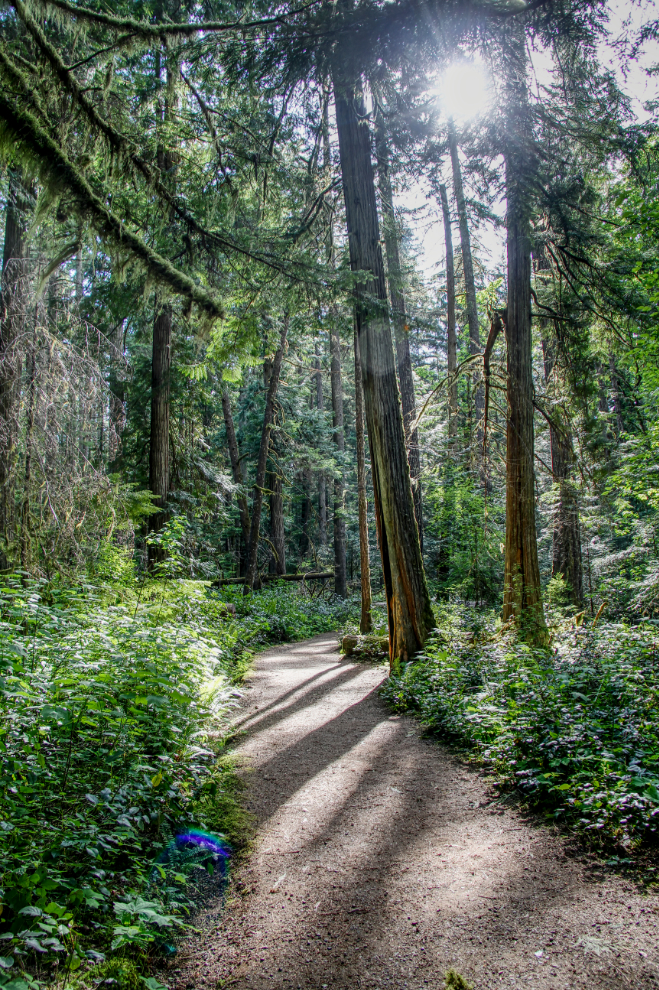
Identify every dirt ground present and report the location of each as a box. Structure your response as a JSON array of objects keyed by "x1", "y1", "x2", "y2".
[{"x1": 166, "y1": 632, "x2": 659, "y2": 990}]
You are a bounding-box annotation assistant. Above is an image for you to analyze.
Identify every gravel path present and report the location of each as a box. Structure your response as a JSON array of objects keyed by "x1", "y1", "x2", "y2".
[{"x1": 168, "y1": 632, "x2": 659, "y2": 990}]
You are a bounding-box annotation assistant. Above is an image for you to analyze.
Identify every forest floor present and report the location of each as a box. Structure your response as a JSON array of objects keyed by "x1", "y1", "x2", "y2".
[{"x1": 164, "y1": 633, "x2": 659, "y2": 990}]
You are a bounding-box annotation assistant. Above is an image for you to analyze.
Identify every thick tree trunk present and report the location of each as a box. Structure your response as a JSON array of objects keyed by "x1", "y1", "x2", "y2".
[
  {"x1": 354, "y1": 320, "x2": 372, "y2": 633},
  {"x1": 330, "y1": 324, "x2": 348, "y2": 597},
  {"x1": 332, "y1": 72, "x2": 434, "y2": 666},
  {"x1": 542, "y1": 344, "x2": 583, "y2": 604},
  {"x1": 374, "y1": 107, "x2": 423, "y2": 548},
  {"x1": 244, "y1": 318, "x2": 288, "y2": 592},
  {"x1": 439, "y1": 183, "x2": 458, "y2": 433},
  {"x1": 448, "y1": 121, "x2": 483, "y2": 429},
  {"x1": 221, "y1": 387, "x2": 251, "y2": 575},
  {"x1": 501, "y1": 29, "x2": 547, "y2": 641},
  {"x1": 315, "y1": 341, "x2": 327, "y2": 546},
  {"x1": 0, "y1": 168, "x2": 32, "y2": 569},
  {"x1": 20, "y1": 323, "x2": 37, "y2": 571},
  {"x1": 148, "y1": 302, "x2": 171, "y2": 568}
]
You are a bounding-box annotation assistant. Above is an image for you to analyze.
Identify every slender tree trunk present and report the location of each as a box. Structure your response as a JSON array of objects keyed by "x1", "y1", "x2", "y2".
[
  {"x1": 542, "y1": 343, "x2": 583, "y2": 604},
  {"x1": 263, "y1": 357, "x2": 286, "y2": 577},
  {"x1": 300, "y1": 466, "x2": 312, "y2": 557},
  {"x1": 354, "y1": 320, "x2": 372, "y2": 633},
  {"x1": 268, "y1": 465, "x2": 286, "y2": 576},
  {"x1": 147, "y1": 302, "x2": 171, "y2": 568},
  {"x1": 608, "y1": 353, "x2": 624, "y2": 436},
  {"x1": 332, "y1": 71, "x2": 434, "y2": 666},
  {"x1": 439, "y1": 183, "x2": 458, "y2": 433},
  {"x1": 330, "y1": 323, "x2": 348, "y2": 596},
  {"x1": 315, "y1": 341, "x2": 327, "y2": 546},
  {"x1": 374, "y1": 103, "x2": 423, "y2": 548},
  {"x1": 448, "y1": 120, "x2": 483, "y2": 428},
  {"x1": 244, "y1": 318, "x2": 288, "y2": 592},
  {"x1": 0, "y1": 168, "x2": 32, "y2": 569},
  {"x1": 501, "y1": 28, "x2": 547, "y2": 641},
  {"x1": 222, "y1": 387, "x2": 251, "y2": 575}
]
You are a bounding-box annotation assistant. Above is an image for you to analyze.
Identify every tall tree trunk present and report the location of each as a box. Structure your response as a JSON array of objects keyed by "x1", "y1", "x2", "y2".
[
  {"x1": 315, "y1": 340, "x2": 327, "y2": 546},
  {"x1": 244, "y1": 318, "x2": 288, "y2": 592},
  {"x1": 448, "y1": 120, "x2": 483, "y2": 428},
  {"x1": 300, "y1": 466, "x2": 312, "y2": 557},
  {"x1": 268, "y1": 465, "x2": 286, "y2": 575},
  {"x1": 439, "y1": 183, "x2": 458, "y2": 433},
  {"x1": 147, "y1": 302, "x2": 171, "y2": 569},
  {"x1": 330, "y1": 323, "x2": 348, "y2": 597},
  {"x1": 222, "y1": 386, "x2": 251, "y2": 575},
  {"x1": 20, "y1": 321, "x2": 37, "y2": 571},
  {"x1": 354, "y1": 319, "x2": 372, "y2": 633},
  {"x1": 0, "y1": 168, "x2": 32, "y2": 569},
  {"x1": 501, "y1": 27, "x2": 547, "y2": 641},
  {"x1": 263, "y1": 358, "x2": 286, "y2": 577},
  {"x1": 374, "y1": 102, "x2": 423, "y2": 548},
  {"x1": 542, "y1": 343, "x2": 583, "y2": 605},
  {"x1": 332, "y1": 71, "x2": 434, "y2": 666}
]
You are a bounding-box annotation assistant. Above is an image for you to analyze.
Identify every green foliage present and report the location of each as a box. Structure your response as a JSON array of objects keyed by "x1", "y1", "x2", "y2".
[
  {"x1": 0, "y1": 575, "x2": 358, "y2": 985},
  {"x1": 382, "y1": 604, "x2": 659, "y2": 849},
  {"x1": 444, "y1": 970, "x2": 474, "y2": 990}
]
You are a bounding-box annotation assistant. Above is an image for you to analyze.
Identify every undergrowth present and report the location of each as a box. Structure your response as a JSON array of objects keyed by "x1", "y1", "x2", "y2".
[
  {"x1": 381, "y1": 602, "x2": 659, "y2": 854},
  {"x1": 0, "y1": 576, "x2": 358, "y2": 989}
]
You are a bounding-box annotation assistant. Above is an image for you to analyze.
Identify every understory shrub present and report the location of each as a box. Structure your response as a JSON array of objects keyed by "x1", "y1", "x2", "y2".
[
  {"x1": 0, "y1": 577, "x2": 358, "y2": 989},
  {"x1": 381, "y1": 604, "x2": 659, "y2": 849}
]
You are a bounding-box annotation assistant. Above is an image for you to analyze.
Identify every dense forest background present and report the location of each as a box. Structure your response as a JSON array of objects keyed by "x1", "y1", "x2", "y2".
[{"x1": 2, "y1": 0, "x2": 659, "y2": 982}]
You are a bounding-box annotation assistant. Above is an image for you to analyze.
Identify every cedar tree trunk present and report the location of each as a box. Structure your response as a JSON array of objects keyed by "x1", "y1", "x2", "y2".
[
  {"x1": 330, "y1": 324, "x2": 348, "y2": 597},
  {"x1": 354, "y1": 319, "x2": 373, "y2": 633},
  {"x1": 542, "y1": 344, "x2": 583, "y2": 604},
  {"x1": 501, "y1": 28, "x2": 547, "y2": 641},
  {"x1": 332, "y1": 72, "x2": 434, "y2": 666},
  {"x1": 374, "y1": 106, "x2": 423, "y2": 547}
]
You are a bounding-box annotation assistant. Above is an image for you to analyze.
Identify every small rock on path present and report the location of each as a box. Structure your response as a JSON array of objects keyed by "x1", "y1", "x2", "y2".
[{"x1": 168, "y1": 633, "x2": 659, "y2": 990}]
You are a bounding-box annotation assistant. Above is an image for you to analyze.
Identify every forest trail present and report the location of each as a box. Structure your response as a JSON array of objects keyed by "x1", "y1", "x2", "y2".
[{"x1": 168, "y1": 633, "x2": 659, "y2": 990}]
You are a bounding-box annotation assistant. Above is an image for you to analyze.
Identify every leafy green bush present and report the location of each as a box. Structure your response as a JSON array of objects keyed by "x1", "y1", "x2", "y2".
[
  {"x1": 0, "y1": 577, "x2": 358, "y2": 988},
  {"x1": 381, "y1": 605, "x2": 659, "y2": 849}
]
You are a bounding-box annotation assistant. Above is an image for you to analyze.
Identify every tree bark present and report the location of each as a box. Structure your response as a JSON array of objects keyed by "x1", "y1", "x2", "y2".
[
  {"x1": 148, "y1": 302, "x2": 171, "y2": 568},
  {"x1": 315, "y1": 340, "x2": 327, "y2": 546},
  {"x1": 20, "y1": 321, "x2": 37, "y2": 571},
  {"x1": 244, "y1": 318, "x2": 288, "y2": 592},
  {"x1": 501, "y1": 27, "x2": 547, "y2": 641},
  {"x1": 354, "y1": 319, "x2": 372, "y2": 633},
  {"x1": 330, "y1": 323, "x2": 348, "y2": 597},
  {"x1": 222, "y1": 387, "x2": 251, "y2": 575},
  {"x1": 448, "y1": 121, "x2": 483, "y2": 428},
  {"x1": 374, "y1": 103, "x2": 423, "y2": 548},
  {"x1": 439, "y1": 183, "x2": 458, "y2": 433},
  {"x1": 332, "y1": 71, "x2": 434, "y2": 667},
  {"x1": 0, "y1": 168, "x2": 32, "y2": 569},
  {"x1": 542, "y1": 343, "x2": 583, "y2": 605},
  {"x1": 263, "y1": 358, "x2": 286, "y2": 577}
]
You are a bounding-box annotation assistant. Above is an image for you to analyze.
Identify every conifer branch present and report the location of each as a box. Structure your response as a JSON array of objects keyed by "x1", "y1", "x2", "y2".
[
  {"x1": 0, "y1": 87, "x2": 224, "y2": 318},
  {"x1": 31, "y1": 0, "x2": 322, "y2": 38}
]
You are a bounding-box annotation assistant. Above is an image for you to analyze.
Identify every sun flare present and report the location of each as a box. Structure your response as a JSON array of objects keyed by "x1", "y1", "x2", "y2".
[{"x1": 437, "y1": 62, "x2": 492, "y2": 121}]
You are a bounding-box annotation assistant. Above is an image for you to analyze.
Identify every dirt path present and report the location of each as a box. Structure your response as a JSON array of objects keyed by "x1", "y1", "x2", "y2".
[{"x1": 169, "y1": 633, "x2": 659, "y2": 990}]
